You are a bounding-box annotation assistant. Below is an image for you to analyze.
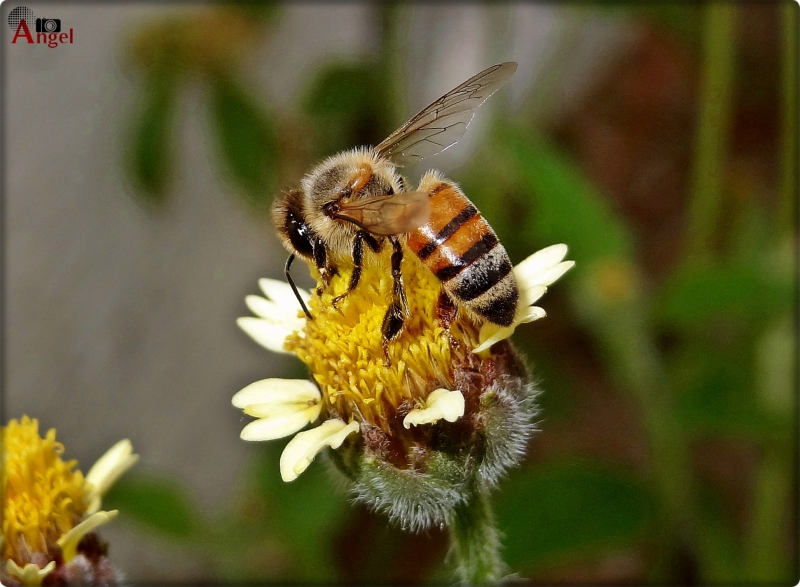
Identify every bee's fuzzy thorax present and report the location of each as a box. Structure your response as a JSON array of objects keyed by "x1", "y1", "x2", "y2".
[{"x1": 298, "y1": 148, "x2": 404, "y2": 261}]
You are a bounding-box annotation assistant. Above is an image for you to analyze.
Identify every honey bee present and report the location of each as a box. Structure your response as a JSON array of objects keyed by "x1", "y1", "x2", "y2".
[{"x1": 273, "y1": 62, "x2": 519, "y2": 347}]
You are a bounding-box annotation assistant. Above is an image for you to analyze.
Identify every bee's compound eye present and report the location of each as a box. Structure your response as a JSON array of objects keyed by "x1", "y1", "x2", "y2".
[{"x1": 286, "y1": 212, "x2": 314, "y2": 259}]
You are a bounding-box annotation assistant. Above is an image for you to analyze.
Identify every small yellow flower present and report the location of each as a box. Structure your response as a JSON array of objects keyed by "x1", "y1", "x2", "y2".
[
  {"x1": 0, "y1": 416, "x2": 137, "y2": 585},
  {"x1": 234, "y1": 244, "x2": 572, "y2": 483}
]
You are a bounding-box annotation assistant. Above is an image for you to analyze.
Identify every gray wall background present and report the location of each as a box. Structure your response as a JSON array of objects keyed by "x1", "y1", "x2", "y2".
[{"x1": 4, "y1": 3, "x2": 629, "y2": 581}]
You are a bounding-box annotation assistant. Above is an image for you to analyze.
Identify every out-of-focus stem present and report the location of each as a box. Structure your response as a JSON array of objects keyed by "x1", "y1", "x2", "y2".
[
  {"x1": 686, "y1": 3, "x2": 736, "y2": 259},
  {"x1": 744, "y1": 316, "x2": 795, "y2": 581},
  {"x1": 448, "y1": 486, "x2": 505, "y2": 585},
  {"x1": 744, "y1": 447, "x2": 792, "y2": 581},
  {"x1": 591, "y1": 302, "x2": 697, "y2": 581},
  {"x1": 779, "y1": 3, "x2": 798, "y2": 237}
]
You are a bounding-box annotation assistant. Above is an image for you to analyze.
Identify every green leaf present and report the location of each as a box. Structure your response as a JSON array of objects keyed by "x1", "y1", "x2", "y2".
[
  {"x1": 508, "y1": 132, "x2": 634, "y2": 267},
  {"x1": 128, "y1": 70, "x2": 178, "y2": 201},
  {"x1": 496, "y1": 461, "x2": 656, "y2": 573},
  {"x1": 228, "y1": 1, "x2": 280, "y2": 22},
  {"x1": 104, "y1": 475, "x2": 200, "y2": 541},
  {"x1": 667, "y1": 337, "x2": 787, "y2": 438},
  {"x1": 303, "y1": 63, "x2": 375, "y2": 118},
  {"x1": 655, "y1": 263, "x2": 794, "y2": 329},
  {"x1": 210, "y1": 75, "x2": 278, "y2": 208},
  {"x1": 301, "y1": 62, "x2": 386, "y2": 155}
]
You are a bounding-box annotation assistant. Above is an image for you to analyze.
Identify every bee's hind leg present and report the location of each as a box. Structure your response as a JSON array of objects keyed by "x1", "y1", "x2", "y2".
[
  {"x1": 331, "y1": 231, "x2": 381, "y2": 309},
  {"x1": 381, "y1": 301, "x2": 405, "y2": 365},
  {"x1": 388, "y1": 236, "x2": 409, "y2": 315}
]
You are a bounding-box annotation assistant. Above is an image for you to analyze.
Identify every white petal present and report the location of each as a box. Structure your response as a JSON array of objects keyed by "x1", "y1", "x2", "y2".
[
  {"x1": 473, "y1": 307, "x2": 548, "y2": 354},
  {"x1": 526, "y1": 260, "x2": 575, "y2": 288},
  {"x1": 280, "y1": 419, "x2": 359, "y2": 482},
  {"x1": 515, "y1": 305, "x2": 547, "y2": 324},
  {"x1": 232, "y1": 379, "x2": 320, "y2": 409},
  {"x1": 245, "y1": 295, "x2": 306, "y2": 329},
  {"x1": 5, "y1": 561, "x2": 56, "y2": 586},
  {"x1": 514, "y1": 244, "x2": 568, "y2": 282},
  {"x1": 403, "y1": 389, "x2": 465, "y2": 428},
  {"x1": 57, "y1": 510, "x2": 118, "y2": 562},
  {"x1": 259, "y1": 277, "x2": 310, "y2": 306},
  {"x1": 84, "y1": 440, "x2": 139, "y2": 514},
  {"x1": 519, "y1": 284, "x2": 548, "y2": 307},
  {"x1": 240, "y1": 404, "x2": 322, "y2": 441},
  {"x1": 237, "y1": 317, "x2": 295, "y2": 354},
  {"x1": 473, "y1": 323, "x2": 515, "y2": 354}
]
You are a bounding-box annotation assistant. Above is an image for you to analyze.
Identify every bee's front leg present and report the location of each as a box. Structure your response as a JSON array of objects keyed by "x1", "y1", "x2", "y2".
[
  {"x1": 331, "y1": 231, "x2": 380, "y2": 308},
  {"x1": 313, "y1": 240, "x2": 337, "y2": 296}
]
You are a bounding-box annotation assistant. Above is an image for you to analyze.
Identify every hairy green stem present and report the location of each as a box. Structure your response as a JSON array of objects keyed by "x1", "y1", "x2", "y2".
[
  {"x1": 686, "y1": 3, "x2": 736, "y2": 259},
  {"x1": 448, "y1": 487, "x2": 505, "y2": 585}
]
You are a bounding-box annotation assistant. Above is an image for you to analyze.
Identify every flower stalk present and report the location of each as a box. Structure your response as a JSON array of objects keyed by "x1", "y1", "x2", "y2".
[{"x1": 448, "y1": 484, "x2": 505, "y2": 585}]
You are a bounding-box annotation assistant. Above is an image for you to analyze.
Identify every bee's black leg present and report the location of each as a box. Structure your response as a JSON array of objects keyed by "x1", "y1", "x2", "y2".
[
  {"x1": 285, "y1": 254, "x2": 312, "y2": 320},
  {"x1": 381, "y1": 301, "x2": 405, "y2": 364},
  {"x1": 313, "y1": 240, "x2": 337, "y2": 295},
  {"x1": 364, "y1": 233, "x2": 382, "y2": 254},
  {"x1": 332, "y1": 231, "x2": 367, "y2": 309},
  {"x1": 380, "y1": 237, "x2": 409, "y2": 361},
  {"x1": 389, "y1": 236, "x2": 409, "y2": 315}
]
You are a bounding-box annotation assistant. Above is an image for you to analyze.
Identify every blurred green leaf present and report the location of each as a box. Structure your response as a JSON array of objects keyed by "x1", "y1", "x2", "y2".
[
  {"x1": 655, "y1": 263, "x2": 793, "y2": 329},
  {"x1": 105, "y1": 475, "x2": 200, "y2": 541},
  {"x1": 210, "y1": 75, "x2": 278, "y2": 207},
  {"x1": 228, "y1": 1, "x2": 280, "y2": 22},
  {"x1": 670, "y1": 343, "x2": 763, "y2": 435},
  {"x1": 129, "y1": 70, "x2": 177, "y2": 201},
  {"x1": 607, "y1": 4, "x2": 703, "y2": 44},
  {"x1": 302, "y1": 62, "x2": 386, "y2": 154},
  {"x1": 667, "y1": 336, "x2": 790, "y2": 439},
  {"x1": 496, "y1": 461, "x2": 656, "y2": 573},
  {"x1": 508, "y1": 132, "x2": 634, "y2": 267},
  {"x1": 303, "y1": 63, "x2": 375, "y2": 118},
  {"x1": 253, "y1": 444, "x2": 348, "y2": 582}
]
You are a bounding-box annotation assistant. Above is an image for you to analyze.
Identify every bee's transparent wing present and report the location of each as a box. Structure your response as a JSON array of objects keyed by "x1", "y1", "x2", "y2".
[
  {"x1": 374, "y1": 62, "x2": 517, "y2": 166},
  {"x1": 333, "y1": 191, "x2": 430, "y2": 236}
]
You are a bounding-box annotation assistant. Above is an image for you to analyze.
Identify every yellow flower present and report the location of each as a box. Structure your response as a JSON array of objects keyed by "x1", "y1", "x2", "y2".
[
  {"x1": 234, "y1": 244, "x2": 572, "y2": 483},
  {"x1": 1, "y1": 417, "x2": 137, "y2": 585}
]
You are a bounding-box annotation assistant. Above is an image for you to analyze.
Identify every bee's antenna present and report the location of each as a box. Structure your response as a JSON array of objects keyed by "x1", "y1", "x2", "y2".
[{"x1": 285, "y1": 254, "x2": 313, "y2": 320}]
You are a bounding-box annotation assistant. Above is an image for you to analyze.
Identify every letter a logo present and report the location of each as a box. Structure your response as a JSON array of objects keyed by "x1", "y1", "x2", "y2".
[{"x1": 11, "y1": 18, "x2": 34, "y2": 44}]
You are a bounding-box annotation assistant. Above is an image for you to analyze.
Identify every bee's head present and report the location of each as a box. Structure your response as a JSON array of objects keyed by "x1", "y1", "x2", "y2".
[{"x1": 271, "y1": 189, "x2": 315, "y2": 261}]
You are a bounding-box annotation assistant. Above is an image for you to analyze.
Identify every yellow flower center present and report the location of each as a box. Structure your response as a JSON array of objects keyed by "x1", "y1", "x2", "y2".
[
  {"x1": 1, "y1": 417, "x2": 88, "y2": 565},
  {"x1": 286, "y1": 249, "x2": 481, "y2": 431}
]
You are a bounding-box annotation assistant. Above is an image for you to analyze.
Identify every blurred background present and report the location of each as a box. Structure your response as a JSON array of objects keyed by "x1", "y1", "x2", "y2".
[{"x1": 4, "y1": 2, "x2": 797, "y2": 584}]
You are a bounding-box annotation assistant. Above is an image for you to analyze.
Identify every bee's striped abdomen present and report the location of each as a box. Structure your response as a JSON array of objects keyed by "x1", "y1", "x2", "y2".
[{"x1": 407, "y1": 177, "x2": 518, "y2": 326}]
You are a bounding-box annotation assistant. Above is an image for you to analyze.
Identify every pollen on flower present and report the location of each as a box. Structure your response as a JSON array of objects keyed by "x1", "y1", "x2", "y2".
[
  {"x1": 285, "y1": 250, "x2": 480, "y2": 432},
  {"x1": 1, "y1": 417, "x2": 87, "y2": 566},
  {"x1": 1, "y1": 416, "x2": 135, "y2": 585}
]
